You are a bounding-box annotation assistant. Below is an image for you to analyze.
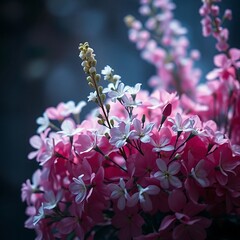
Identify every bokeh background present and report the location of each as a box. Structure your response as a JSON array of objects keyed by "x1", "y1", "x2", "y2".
[{"x1": 1, "y1": 0, "x2": 239, "y2": 239}]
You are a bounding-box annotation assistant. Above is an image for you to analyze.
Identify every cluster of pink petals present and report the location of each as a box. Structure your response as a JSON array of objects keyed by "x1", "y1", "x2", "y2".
[
  {"x1": 125, "y1": 0, "x2": 201, "y2": 98},
  {"x1": 22, "y1": 0, "x2": 240, "y2": 239},
  {"x1": 199, "y1": 0, "x2": 232, "y2": 51},
  {"x1": 22, "y1": 84, "x2": 240, "y2": 239}
]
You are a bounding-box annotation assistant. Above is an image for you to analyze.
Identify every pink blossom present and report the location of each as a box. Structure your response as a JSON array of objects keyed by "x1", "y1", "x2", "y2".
[
  {"x1": 28, "y1": 128, "x2": 50, "y2": 160},
  {"x1": 150, "y1": 127, "x2": 174, "y2": 152},
  {"x1": 21, "y1": 169, "x2": 42, "y2": 205},
  {"x1": 46, "y1": 102, "x2": 73, "y2": 120},
  {"x1": 74, "y1": 132, "x2": 97, "y2": 154},
  {"x1": 160, "y1": 190, "x2": 211, "y2": 240},
  {"x1": 22, "y1": 1, "x2": 240, "y2": 239},
  {"x1": 112, "y1": 207, "x2": 144, "y2": 239}
]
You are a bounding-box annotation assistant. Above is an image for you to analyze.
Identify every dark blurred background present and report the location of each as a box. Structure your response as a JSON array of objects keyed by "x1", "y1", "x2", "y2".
[{"x1": 0, "y1": 0, "x2": 239, "y2": 239}]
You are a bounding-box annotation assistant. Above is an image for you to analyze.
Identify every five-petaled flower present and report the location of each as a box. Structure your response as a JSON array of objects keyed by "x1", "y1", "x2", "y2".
[
  {"x1": 154, "y1": 158, "x2": 182, "y2": 189},
  {"x1": 69, "y1": 175, "x2": 87, "y2": 204}
]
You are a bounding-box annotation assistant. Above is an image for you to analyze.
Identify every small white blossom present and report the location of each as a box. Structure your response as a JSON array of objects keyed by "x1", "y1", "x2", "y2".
[
  {"x1": 113, "y1": 74, "x2": 121, "y2": 81},
  {"x1": 36, "y1": 112, "x2": 50, "y2": 134},
  {"x1": 108, "y1": 82, "x2": 130, "y2": 102},
  {"x1": 169, "y1": 113, "x2": 195, "y2": 133},
  {"x1": 101, "y1": 65, "x2": 113, "y2": 80},
  {"x1": 130, "y1": 118, "x2": 154, "y2": 143},
  {"x1": 126, "y1": 83, "x2": 142, "y2": 95},
  {"x1": 33, "y1": 203, "x2": 45, "y2": 225},
  {"x1": 87, "y1": 91, "x2": 98, "y2": 102},
  {"x1": 69, "y1": 175, "x2": 87, "y2": 204},
  {"x1": 154, "y1": 159, "x2": 182, "y2": 189},
  {"x1": 110, "y1": 122, "x2": 133, "y2": 148},
  {"x1": 57, "y1": 119, "x2": 82, "y2": 137},
  {"x1": 109, "y1": 178, "x2": 129, "y2": 210},
  {"x1": 122, "y1": 95, "x2": 142, "y2": 108},
  {"x1": 128, "y1": 185, "x2": 160, "y2": 212},
  {"x1": 64, "y1": 101, "x2": 87, "y2": 115},
  {"x1": 44, "y1": 190, "x2": 63, "y2": 210}
]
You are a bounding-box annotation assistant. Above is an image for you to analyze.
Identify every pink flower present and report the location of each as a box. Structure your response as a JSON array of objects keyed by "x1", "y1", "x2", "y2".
[
  {"x1": 112, "y1": 207, "x2": 144, "y2": 239},
  {"x1": 46, "y1": 101, "x2": 83, "y2": 120},
  {"x1": 22, "y1": 1, "x2": 240, "y2": 238},
  {"x1": 206, "y1": 51, "x2": 237, "y2": 80},
  {"x1": 28, "y1": 129, "x2": 50, "y2": 160},
  {"x1": 150, "y1": 127, "x2": 174, "y2": 152},
  {"x1": 160, "y1": 190, "x2": 211, "y2": 240},
  {"x1": 21, "y1": 169, "x2": 42, "y2": 205},
  {"x1": 154, "y1": 158, "x2": 182, "y2": 189},
  {"x1": 74, "y1": 132, "x2": 97, "y2": 154}
]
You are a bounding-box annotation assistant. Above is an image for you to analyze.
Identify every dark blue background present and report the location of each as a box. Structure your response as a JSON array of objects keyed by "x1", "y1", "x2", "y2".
[{"x1": 1, "y1": 0, "x2": 239, "y2": 239}]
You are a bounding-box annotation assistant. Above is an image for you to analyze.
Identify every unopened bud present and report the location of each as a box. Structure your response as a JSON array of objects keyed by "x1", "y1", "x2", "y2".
[
  {"x1": 110, "y1": 119, "x2": 114, "y2": 127},
  {"x1": 106, "y1": 104, "x2": 111, "y2": 112},
  {"x1": 89, "y1": 67, "x2": 96, "y2": 74},
  {"x1": 163, "y1": 103, "x2": 172, "y2": 117},
  {"x1": 87, "y1": 76, "x2": 92, "y2": 82},
  {"x1": 95, "y1": 74, "x2": 101, "y2": 81}
]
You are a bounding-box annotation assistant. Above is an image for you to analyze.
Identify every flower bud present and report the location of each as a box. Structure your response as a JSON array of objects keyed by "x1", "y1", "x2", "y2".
[{"x1": 163, "y1": 103, "x2": 172, "y2": 117}]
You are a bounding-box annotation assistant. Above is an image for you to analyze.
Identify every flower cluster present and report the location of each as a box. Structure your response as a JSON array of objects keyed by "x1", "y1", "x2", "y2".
[
  {"x1": 199, "y1": 0, "x2": 232, "y2": 51},
  {"x1": 22, "y1": 0, "x2": 240, "y2": 239}
]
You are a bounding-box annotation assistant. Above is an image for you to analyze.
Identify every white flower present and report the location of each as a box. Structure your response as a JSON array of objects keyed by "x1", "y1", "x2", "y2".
[
  {"x1": 69, "y1": 175, "x2": 87, "y2": 204},
  {"x1": 108, "y1": 82, "x2": 130, "y2": 102},
  {"x1": 122, "y1": 95, "x2": 142, "y2": 108},
  {"x1": 113, "y1": 74, "x2": 121, "y2": 81},
  {"x1": 57, "y1": 118, "x2": 82, "y2": 137},
  {"x1": 102, "y1": 80, "x2": 121, "y2": 94},
  {"x1": 101, "y1": 65, "x2": 113, "y2": 80},
  {"x1": 87, "y1": 91, "x2": 97, "y2": 102},
  {"x1": 64, "y1": 101, "x2": 87, "y2": 115},
  {"x1": 128, "y1": 185, "x2": 160, "y2": 212},
  {"x1": 33, "y1": 203, "x2": 45, "y2": 225},
  {"x1": 126, "y1": 83, "x2": 142, "y2": 95},
  {"x1": 110, "y1": 121, "x2": 133, "y2": 148},
  {"x1": 130, "y1": 118, "x2": 154, "y2": 143},
  {"x1": 154, "y1": 159, "x2": 182, "y2": 189},
  {"x1": 109, "y1": 178, "x2": 129, "y2": 210},
  {"x1": 44, "y1": 190, "x2": 63, "y2": 210},
  {"x1": 36, "y1": 112, "x2": 50, "y2": 133},
  {"x1": 169, "y1": 113, "x2": 195, "y2": 133}
]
